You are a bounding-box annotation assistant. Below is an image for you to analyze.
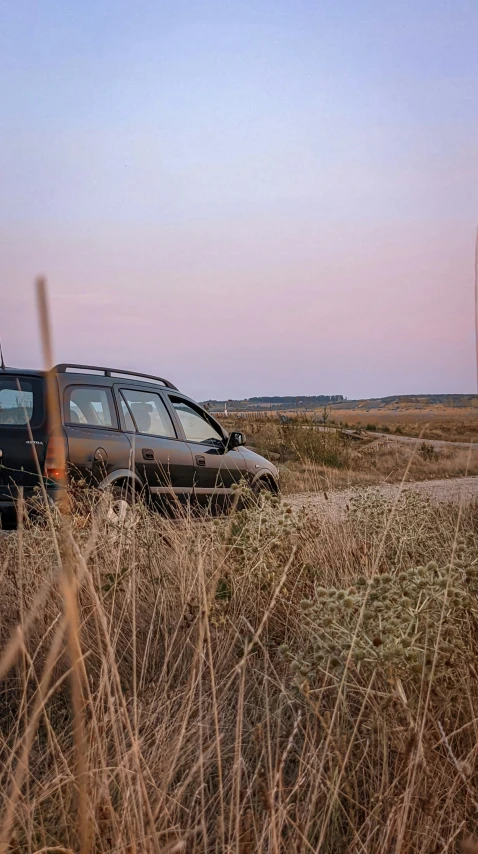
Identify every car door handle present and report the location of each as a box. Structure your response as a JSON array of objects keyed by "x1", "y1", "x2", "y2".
[
  {"x1": 195, "y1": 455, "x2": 206, "y2": 466},
  {"x1": 142, "y1": 449, "x2": 155, "y2": 461}
]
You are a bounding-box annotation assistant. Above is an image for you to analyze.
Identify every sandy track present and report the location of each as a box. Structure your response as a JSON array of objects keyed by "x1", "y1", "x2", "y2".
[
  {"x1": 285, "y1": 476, "x2": 478, "y2": 519},
  {"x1": 360, "y1": 432, "x2": 478, "y2": 451}
]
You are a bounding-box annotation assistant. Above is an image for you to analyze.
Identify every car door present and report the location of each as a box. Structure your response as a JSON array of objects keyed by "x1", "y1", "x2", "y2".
[
  {"x1": 117, "y1": 387, "x2": 194, "y2": 502},
  {"x1": 63, "y1": 384, "x2": 132, "y2": 484},
  {"x1": 167, "y1": 394, "x2": 247, "y2": 505}
]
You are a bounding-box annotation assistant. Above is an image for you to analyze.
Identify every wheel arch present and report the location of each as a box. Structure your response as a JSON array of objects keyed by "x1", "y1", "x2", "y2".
[
  {"x1": 251, "y1": 470, "x2": 279, "y2": 494},
  {"x1": 98, "y1": 469, "x2": 144, "y2": 495}
]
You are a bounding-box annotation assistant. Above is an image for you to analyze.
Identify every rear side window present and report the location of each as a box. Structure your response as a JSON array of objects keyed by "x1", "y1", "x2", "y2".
[
  {"x1": 0, "y1": 376, "x2": 44, "y2": 427},
  {"x1": 120, "y1": 389, "x2": 176, "y2": 438},
  {"x1": 64, "y1": 386, "x2": 117, "y2": 428}
]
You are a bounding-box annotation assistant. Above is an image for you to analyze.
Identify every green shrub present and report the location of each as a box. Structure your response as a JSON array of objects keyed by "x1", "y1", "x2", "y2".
[
  {"x1": 420, "y1": 440, "x2": 439, "y2": 462},
  {"x1": 279, "y1": 418, "x2": 350, "y2": 468}
]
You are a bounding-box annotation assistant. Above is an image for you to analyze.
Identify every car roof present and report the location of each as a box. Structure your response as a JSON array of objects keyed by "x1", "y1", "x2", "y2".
[
  {"x1": 0, "y1": 367, "x2": 45, "y2": 378},
  {"x1": 0, "y1": 365, "x2": 207, "y2": 405},
  {"x1": 0, "y1": 366, "x2": 223, "y2": 428},
  {"x1": 1, "y1": 364, "x2": 179, "y2": 390}
]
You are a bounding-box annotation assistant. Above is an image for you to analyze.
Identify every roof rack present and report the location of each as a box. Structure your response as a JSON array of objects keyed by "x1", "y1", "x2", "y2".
[{"x1": 54, "y1": 364, "x2": 178, "y2": 390}]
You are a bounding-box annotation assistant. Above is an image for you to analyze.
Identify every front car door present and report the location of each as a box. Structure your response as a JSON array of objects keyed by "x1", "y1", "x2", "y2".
[
  {"x1": 117, "y1": 386, "x2": 194, "y2": 504},
  {"x1": 166, "y1": 395, "x2": 247, "y2": 506}
]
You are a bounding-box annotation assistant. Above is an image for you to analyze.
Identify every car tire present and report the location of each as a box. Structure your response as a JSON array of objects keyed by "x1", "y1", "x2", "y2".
[
  {"x1": 106, "y1": 484, "x2": 137, "y2": 529},
  {"x1": 251, "y1": 477, "x2": 276, "y2": 507},
  {"x1": 252, "y1": 477, "x2": 274, "y2": 495}
]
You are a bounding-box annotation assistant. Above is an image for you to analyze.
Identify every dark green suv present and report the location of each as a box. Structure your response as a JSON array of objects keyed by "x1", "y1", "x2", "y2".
[{"x1": 0, "y1": 363, "x2": 279, "y2": 524}]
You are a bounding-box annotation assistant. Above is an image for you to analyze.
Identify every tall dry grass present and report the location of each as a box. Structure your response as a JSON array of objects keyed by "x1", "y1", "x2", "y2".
[
  {"x1": 1, "y1": 486, "x2": 478, "y2": 853},
  {"x1": 330, "y1": 409, "x2": 478, "y2": 444},
  {"x1": 220, "y1": 413, "x2": 478, "y2": 494}
]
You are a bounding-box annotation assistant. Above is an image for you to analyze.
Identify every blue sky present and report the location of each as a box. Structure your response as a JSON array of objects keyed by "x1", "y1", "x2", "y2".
[{"x1": 1, "y1": 0, "x2": 477, "y2": 399}]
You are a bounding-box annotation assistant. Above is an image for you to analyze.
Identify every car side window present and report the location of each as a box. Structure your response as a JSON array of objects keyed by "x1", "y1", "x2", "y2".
[
  {"x1": 65, "y1": 386, "x2": 116, "y2": 428},
  {"x1": 170, "y1": 397, "x2": 224, "y2": 445},
  {"x1": 120, "y1": 389, "x2": 176, "y2": 438}
]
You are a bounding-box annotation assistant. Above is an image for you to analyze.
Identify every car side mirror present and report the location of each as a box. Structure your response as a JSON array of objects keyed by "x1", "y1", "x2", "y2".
[{"x1": 227, "y1": 430, "x2": 246, "y2": 450}]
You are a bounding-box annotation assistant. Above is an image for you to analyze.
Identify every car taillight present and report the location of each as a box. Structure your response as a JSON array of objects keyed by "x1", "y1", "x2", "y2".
[{"x1": 44, "y1": 432, "x2": 67, "y2": 482}]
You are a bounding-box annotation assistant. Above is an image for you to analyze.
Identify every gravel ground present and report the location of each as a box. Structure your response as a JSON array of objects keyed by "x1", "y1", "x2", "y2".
[{"x1": 285, "y1": 476, "x2": 478, "y2": 520}]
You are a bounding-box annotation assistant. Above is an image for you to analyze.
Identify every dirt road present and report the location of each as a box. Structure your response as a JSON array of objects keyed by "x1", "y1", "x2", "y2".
[
  {"x1": 360, "y1": 432, "x2": 478, "y2": 452},
  {"x1": 286, "y1": 476, "x2": 478, "y2": 519},
  {"x1": 308, "y1": 425, "x2": 478, "y2": 451}
]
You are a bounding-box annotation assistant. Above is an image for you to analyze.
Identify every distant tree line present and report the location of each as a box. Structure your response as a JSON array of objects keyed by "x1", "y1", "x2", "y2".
[
  {"x1": 204, "y1": 395, "x2": 343, "y2": 405},
  {"x1": 202, "y1": 394, "x2": 345, "y2": 412},
  {"x1": 202, "y1": 392, "x2": 477, "y2": 413},
  {"x1": 246, "y1": 395, "x2": 344, "y2": 404}
]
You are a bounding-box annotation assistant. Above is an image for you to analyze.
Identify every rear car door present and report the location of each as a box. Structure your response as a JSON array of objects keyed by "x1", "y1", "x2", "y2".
[
  {"x1": 118, "y1": 387, "x2": 194, "y2": 502},
  {"x1": 63, "y1": 384, "x2": 132, "y2": 484},
  {"x1": 167, "y1": 395, "x2": 247, "y2": 504},
  {"x1": 0, "y1": 374, "x2": 47, "y2": 504}
]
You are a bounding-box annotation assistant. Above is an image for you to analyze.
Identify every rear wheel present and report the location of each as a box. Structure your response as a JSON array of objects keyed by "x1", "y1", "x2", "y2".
[{"x1": 105, "y1": 484, "x2": 137, "y2": 529}]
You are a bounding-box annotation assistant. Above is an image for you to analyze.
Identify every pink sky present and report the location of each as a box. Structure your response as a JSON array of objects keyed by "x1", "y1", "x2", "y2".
[
  {"x1": 3, "y1": 218, "x2": 474, "y2": 400},
  {"x1": 1, "y1": 1, "x2": 477, "y2": 400}
]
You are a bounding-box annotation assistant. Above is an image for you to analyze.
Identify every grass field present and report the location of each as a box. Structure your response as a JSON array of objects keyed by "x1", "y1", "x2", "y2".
[
  {"x1": 1, "y1": 396, "x2": 478, "y2": 852},
  {"x1": 218, "y1": 409, "x2": 478, "y2": 494},
  {"x1": 1, "y1": 486, "x2": 478, "y2": 852},
  {"x1": 331, "y1": 407, "x2": 478, "y2": 444},
  {"x1": 220, "y1": 401, "x2": 478, "y2": 444}
]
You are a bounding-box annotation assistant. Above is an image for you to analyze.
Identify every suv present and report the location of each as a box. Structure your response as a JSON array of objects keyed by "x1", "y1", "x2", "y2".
[{"x1": 0, "y1": 364, "x2": 279, "y2": 523}]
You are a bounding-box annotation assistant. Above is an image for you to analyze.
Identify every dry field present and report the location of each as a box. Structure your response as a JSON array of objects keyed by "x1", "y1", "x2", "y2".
[
  {"x1": 330, "y1": 406, "x2": 478, "y2": 444},
  {"x1": 220, "y1": 413, "x2": 478, "y2": 494},
  {"x1": 1, "y1": 485, "x2": 478, "y2": 853},
  {"x1": 1, "y1": 386, "x2": 478, "y2": 852}
]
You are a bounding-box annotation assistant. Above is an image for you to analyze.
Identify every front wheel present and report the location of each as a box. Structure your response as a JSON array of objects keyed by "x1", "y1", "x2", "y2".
[
  {"x1": 252, "y1": 477, "x2": 278, "y2": 507},
  {"x1": 252, "y1": 477, "x2": 275, "y2": 495}
]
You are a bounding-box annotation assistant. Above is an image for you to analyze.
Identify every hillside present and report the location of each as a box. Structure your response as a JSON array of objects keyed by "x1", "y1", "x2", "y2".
[
  {"x1": 203, "y1": 393, "x2": 478, "y2": 413},
  {"x1": 332, "y1": 393, "x2": 478, "y2": 410},
  {"x1": 203, "y1": 395, "x2": 344, "y2": 412}
]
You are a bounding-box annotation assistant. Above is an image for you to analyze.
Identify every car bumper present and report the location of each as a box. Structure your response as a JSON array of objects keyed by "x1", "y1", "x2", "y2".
[{"x1": 0, "y1": 485, "x2": 63, "y2": 514}]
